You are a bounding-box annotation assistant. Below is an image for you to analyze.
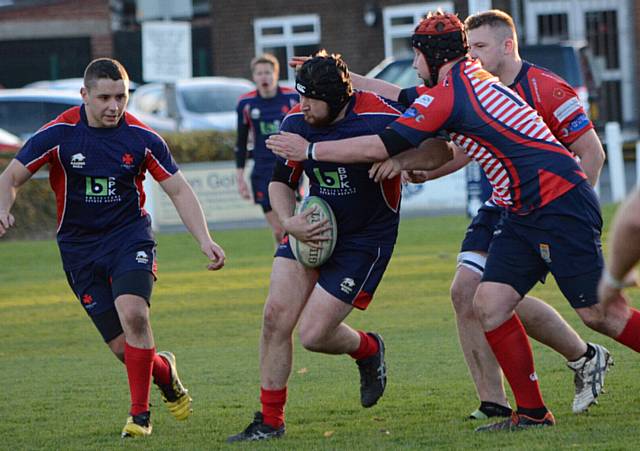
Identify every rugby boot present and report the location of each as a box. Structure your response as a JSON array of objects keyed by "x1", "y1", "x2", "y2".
[
  {"x1": 567, "y1": 343, "x2": 612, "y2": 413},
  {"x1": 121, "y1": 411, "x2": 152, "y2": 438},
  {"x1": 356, "y1": 332, "x2": 387, "y2": 408},
  {"x1": 155, "y1": 351, "x2": 192, "y2": 420},
  {"x1": 227, "y1": 412, "x2": 285, "y2": 443},
  {"x1": 475, "y1": 411, "x2": 555, "y2": 432}
]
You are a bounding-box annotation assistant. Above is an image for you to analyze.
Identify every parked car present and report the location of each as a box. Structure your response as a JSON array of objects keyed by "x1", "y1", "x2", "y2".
[
  {"x1": 0, "y1": 89, "x2": 82, "y2": 140},
  {"x1": 23, "y1": 77, "x2": 138, "y2": 93},
  {"x1": 366, "y1": 42, "x2": 599, "y2": 114},
  {"x1": 127, "y1": 77, "x2": 254, "y2": 132},
  {"x1": 0, "y1": 127, "x2": 22, "y2": 154}
]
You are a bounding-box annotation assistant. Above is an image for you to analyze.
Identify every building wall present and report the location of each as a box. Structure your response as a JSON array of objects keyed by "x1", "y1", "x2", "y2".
[
  {"x1": 210, "y1": 0, "x2": 471, "y2": 79},
  {"x1": 0, "y1": 0, "x2": 113, "y2": 57}
]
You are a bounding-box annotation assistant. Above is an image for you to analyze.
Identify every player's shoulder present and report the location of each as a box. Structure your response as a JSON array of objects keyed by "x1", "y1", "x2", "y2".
[
  {"x1": 35, "y1": 106, "x2": 82, "y2": 136},
  {"x1": 280, "y1": 103, "x2": 304, "y2": 130},
  {"x1": 522, "y1": 61, "x2": 575, "y2": 93},
  {"x1": 123, "y1": 111, "x2": 167, "y2": 146},
  {"x1": 279, "y1": 86, "x2": 298, "y2": 96},
  {"x1": 352, "y1": 91, "x2": 403, "y2": 116},
  {"x1": 238, "y1": 89, "x2": 259, "y2": 101}
]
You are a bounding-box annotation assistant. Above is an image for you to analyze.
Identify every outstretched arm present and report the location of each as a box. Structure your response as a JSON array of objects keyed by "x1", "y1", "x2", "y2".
[
  {"x1": 0, "y1": 159, "x2": 32, "y2": 237},
  {"x1": 350, "y1": 73, "x2": 402, "y2": 101},
  {"x1": 159, "y1": 171, "x2": 225, "y2": 270}
]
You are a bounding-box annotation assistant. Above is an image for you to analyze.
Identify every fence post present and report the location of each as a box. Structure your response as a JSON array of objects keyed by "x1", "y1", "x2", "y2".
[{"x1": 605, "y1": 121, "x2": 626, "y2": 202}]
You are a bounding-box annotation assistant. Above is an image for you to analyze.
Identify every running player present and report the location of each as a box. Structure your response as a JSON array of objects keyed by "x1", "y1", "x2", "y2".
[
  {"x1": 0, "y1": 58, "x2": 226, "y2": 438},
  {"x1": 236, "y1": 54, "x2": 299, "y2": 244}
]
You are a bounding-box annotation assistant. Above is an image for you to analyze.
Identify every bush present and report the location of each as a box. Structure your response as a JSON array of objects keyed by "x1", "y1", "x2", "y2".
[{"x1": 1, "y1": 130, "x2": 236, "y2": 240}]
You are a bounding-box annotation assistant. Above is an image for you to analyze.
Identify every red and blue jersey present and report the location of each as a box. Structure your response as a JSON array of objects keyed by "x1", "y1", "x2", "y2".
[
  {"x1": 15, "y1": 105, "x2": 179, "y2": 270},
  {"x1": 392, "y1": 58, "x2": 587, "y2": 215},
  {"x1": 235, "y1": 86, "x2": 299, "y2": 171},
  {"x1": 277, "y1": 91, "x2": 403, "y2": 244},
  {"x1": 510, "y1": 60, "x2": 593, "y2": 147}
]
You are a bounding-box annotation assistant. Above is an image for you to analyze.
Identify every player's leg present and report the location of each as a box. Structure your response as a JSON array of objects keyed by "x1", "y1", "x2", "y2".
[
  {"x1": 451, "y1": 257, "x2": 511, "y2": 418},
  {"x1": 252, "y1": 171, "x2": 285, "y2": 244},
  {"x1": 300, "y1": 241, "x2": 392, "y2": 408},
  {"x1": 452, "y1": 207, "x2": 512, "y2": 418},
  {"x1": 475, "y1": 221, "x2": 555, "y2": 431},
  {"x1": 228, "y1": 256, "x2": 317, "y2": 443},
  {"x1": 264, "y1": 209, "x2": 285, "y2": 244}
]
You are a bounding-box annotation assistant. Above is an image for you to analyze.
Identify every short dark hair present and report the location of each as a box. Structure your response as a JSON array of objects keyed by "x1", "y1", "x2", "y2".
[
  {"x1": 464, "y1": 9, "x2": 516, "y2": 34},
  {"x1": 83, "y1": 58, "x2": 129, "y2": 90}
]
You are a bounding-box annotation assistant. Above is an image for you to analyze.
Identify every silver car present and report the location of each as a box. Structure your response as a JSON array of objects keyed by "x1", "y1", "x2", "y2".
[
  {"x1": 0, "y1": 89, "x2": 82, "y2": 140},
  {"x1": 127, "y1": 77, "x2": 254, "y2": 132}
]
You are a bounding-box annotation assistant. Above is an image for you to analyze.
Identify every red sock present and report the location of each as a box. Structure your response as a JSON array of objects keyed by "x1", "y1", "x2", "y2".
[
  {"x1": 124, "y1": 342, "x2": 155, "y2": 416},
  {"x1": 349, "y1": 331, "x2": 379, "y2": 360},
  {"x1": 152, "y1": 353, "x2": 171, "y2": 385},
  {"x1": 260, "y1": 387, "x2": 287, "y2": 428},
  {"x1": 485, "y1": 315, "x2": 546, "y2": 410},
  {"x1": 616, "y1": 308, "x2": 640, "y2": 352}
]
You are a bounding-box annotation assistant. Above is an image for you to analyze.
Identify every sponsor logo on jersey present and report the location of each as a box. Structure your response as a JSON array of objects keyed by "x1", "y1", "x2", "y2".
[
  {"x1": 259, "y1": 119, "x2": 281, "y2": 135},
  {"x1": 414, "y1": 94, "x2": 434, "y2": 109},
  {"x1": 402, "y1": 107, "x2": 418, "y2": 118},
  {"x1": 136, "y1": 250, "x2": 149, "y2": 264},
  {"x1": 70, "y1": 153, "x2": 86, "y2": 169},
  {"x1": 567, "y1": 113, "x2": 589, "y2": 133},
  {"x1": 85, "y1": 176, "x2": 122, "y2": 203},
  {"x1": 340, "y1": 277, "x2": 356, "y2": 294},
  {"x1": 529, "y1": 372, "x2": 538, "y2": 382},
  {"x1": 312, "y1": 167, "x2": 356, "y2": 196},
  {"x1": 553, "y1": 97, "x2": 581, "y2": 122}
]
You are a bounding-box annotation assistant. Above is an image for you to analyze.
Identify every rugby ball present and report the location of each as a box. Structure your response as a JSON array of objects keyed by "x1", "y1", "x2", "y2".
[{"x1": 289, "y1": 196, "x2": 337, "y2": 268}]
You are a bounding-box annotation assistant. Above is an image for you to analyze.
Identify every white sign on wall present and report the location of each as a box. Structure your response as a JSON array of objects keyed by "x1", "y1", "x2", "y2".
[{"x1": 142, "y1": 21, "x2": 192, "y2": 83}]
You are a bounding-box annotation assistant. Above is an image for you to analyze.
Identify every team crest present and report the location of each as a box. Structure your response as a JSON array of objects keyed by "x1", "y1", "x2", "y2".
[
  {"x1": 539, "y1": 243, "x2": 551, "y2": 264},
  {"x1": 121, "y1": 153, "x2": 134, "y2": 168}
]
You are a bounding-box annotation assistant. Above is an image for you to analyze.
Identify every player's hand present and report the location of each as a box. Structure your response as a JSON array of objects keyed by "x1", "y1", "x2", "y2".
[
  {"x1": 288, "y1": 56, "x2": 310, "y2": 70},
  {"x1": 201, "y1": 240, "x2": 226, "y2": 271},
  {"x1": 369, "y1": 159, "x2": 401, "y2": 182},
  {"x1": 0, "y1": 211, "x2": 15, "y2": 237},
  {"x1": 598, "y1": 269, "x2": 638, "y2": 306},
  {"x1": 266, "y1": 132, "x2": 309, "y2": 162},
  {"x1": 403, "y1": 170, "x2": 429, "y2": 184},
  {"x1": 283, "y1": 207, "x2": 331, "y2": 249},
  {"x1": 236, "y1": 175, "x2": 251, "y2": 200}
]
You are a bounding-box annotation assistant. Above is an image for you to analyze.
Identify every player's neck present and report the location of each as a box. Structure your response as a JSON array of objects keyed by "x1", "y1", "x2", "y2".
[
  {"x1": 498, "y1": 57, "x2": 523, "y2": 87},
  {"x1": 259, "y1": 86, "x2": 278, "y2": 99}
]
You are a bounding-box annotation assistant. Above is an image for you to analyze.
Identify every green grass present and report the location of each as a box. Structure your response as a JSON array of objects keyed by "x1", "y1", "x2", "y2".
[{"x1": 2, "y1": 207, "x2": 640, "y2": 450}]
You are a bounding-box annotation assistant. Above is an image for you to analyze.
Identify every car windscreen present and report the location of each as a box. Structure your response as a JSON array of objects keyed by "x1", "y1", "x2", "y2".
[
  {"x1": 0, "y1": 100, "x2": 78, "y2": 139},
  {"x1": 180, "y1": 84, "x2": 250, "y2": 114},
  {"x1": 519, "y1": 46, "x2": 584, "y2": 87},
  {"x1": 374, "y1": 60, "x2": 420, "y2": 88}
]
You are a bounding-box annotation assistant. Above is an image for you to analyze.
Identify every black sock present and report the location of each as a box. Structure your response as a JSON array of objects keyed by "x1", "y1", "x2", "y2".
[
  {"x1": 479, "y1": 401, "x2": 512, "y2": 418},
  {"x1": 517, "y1": 406, "x2": 548, "y2": 420},
  {"x1": 581, "y1": 343, "x2": 596, "y2": 360}
]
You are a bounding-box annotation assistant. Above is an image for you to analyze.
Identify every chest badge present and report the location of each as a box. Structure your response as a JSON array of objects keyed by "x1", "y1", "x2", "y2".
[
  {"x1": 250, "y1": 108, "x2": 261, "y2": 119},
  {"x1": 121, "y1": 153, "x2": 135, "y2": 168},
  {"x1": 70, "y1": 153, "x2": 86, "y2": 169}
]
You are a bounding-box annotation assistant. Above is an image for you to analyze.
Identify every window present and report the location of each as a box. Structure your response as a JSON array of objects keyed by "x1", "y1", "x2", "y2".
[
  {"x1": 254, "y1": 15, "x2": 321, "y2": 81},
  {"x1": 382, "y1": 2, "x2": 453, "y2": 58}
]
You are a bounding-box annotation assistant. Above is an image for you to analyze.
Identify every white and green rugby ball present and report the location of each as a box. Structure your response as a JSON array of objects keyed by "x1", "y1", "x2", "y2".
[{"x1": 289, "y1": 196, "x2": 337, "y2": 268}]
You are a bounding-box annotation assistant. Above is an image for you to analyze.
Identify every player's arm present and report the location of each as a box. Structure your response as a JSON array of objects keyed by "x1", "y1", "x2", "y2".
[
  {"x1": 159, "y1": 172, "x2": 225, "y2": 270},
  {"x1": 598, "y1": 189, "x2": 640, "y2": 305},
  {"x1": 270, "y1": 161, "x2": 330, "y2": 247},
  {"x1": 369, "y1": 139, "x2": 458, "y2": 182},
  {"x1": 567, "y1": 129, "x2": 605, "y2": 186},
  {"x1": 0, "y1": 160, "x2": 33, "y2": 237},
  {"x1": 350, "y1": 73, "x2": 402, "y2": 101},
  {"x1": 235, "y1": 104, "x2": 251, "y2": 200}
]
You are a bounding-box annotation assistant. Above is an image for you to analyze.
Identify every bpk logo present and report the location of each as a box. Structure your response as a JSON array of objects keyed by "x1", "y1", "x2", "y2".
[
  {"x1": 313, "y1": 167, "x2": 350, "y2": 189},
  {"x1": 85, "y1": 177, "x2": 116, "y2": 196},
  {"x1": 136, "y1": 251, "x2": 149, "y2": 264},
  {"x1": 340, "y1": 277, "x2": 356, "y2": 294},
  {"x1": 71, "y1": 153, "x2": 86, "y2": 169},
  {"x1": 259, "y1": 119, "x2": 281, "y2": 135}
]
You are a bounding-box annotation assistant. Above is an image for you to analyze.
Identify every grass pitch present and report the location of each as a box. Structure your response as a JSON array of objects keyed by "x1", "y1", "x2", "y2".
[{"x1": 2, "y1": 209, "x2": 640, "y2": 450}]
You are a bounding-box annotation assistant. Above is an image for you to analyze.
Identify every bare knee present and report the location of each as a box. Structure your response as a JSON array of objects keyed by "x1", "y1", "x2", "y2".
[
  {"x1": 450, "y1": 278, "x2": 477, "y2": 318},
  {"x1": 262, "y1": 297, "x2": 296, "y2": 341},
  {"x1": 577, "y1": 305, "x2": 610, "y2": 334},
  {"x1": 298, "y1": 326, "x2": 327, "y2": 352},
  {"x1": 121, "y1": 310, "x2": 150, "y2": 337}
]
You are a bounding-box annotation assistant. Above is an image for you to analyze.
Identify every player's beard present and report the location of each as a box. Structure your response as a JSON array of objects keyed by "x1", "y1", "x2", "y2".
[{"x1": 303, "y1": 112, "x2": 334, "y2": 127}]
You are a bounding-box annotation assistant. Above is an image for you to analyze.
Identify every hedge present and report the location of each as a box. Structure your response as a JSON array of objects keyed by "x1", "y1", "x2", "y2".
[{"x1": 0, "y1": 130, "x2": 236, "y2": 240}]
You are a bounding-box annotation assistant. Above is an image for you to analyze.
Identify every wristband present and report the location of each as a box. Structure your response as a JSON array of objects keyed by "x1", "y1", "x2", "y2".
[
  {"x1": 602, "y1": 268, "x2": 626, "y2": 290},
  {"x1": 306, "y1": 142, "x2": 316, "y2": 161}
]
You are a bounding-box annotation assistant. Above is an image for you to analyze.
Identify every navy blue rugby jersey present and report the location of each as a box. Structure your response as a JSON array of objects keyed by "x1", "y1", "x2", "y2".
[
  {"x1": 276, "y1": 91, "x2": 404, "y2": 245},
  {"x1": 15, "y1": 105, "x2": 179, "y2": 270},
  {"x1": 235, "y1": 86, "x2": 299, "y2": 171}
]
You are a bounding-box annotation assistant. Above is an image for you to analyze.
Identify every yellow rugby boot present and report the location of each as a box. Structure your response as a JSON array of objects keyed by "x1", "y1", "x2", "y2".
[
  {"x1": 121, "y1": 411, "x2": 152, "y2": 438},
  {"x1": 156, "y1": 351, "x2": 193, "y2": 420}
]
